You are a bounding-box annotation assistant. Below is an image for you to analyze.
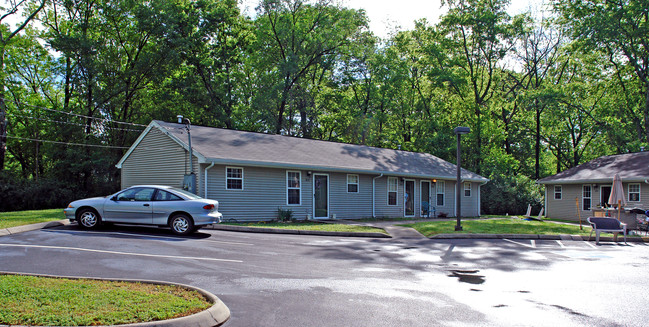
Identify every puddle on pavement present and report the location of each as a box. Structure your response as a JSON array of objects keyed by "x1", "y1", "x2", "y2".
[{"x1": 448, "y1": 269, "x2": 485, "y2": 284}]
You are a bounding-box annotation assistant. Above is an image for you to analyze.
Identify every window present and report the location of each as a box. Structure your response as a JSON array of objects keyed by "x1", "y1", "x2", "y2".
[
  {"x1": 388, "y1": 177, "x2": 398, "y2": 206},
  {"x1": 116, "y1": 187, "x2": 155, "y2": 201},
  {"x1": 347, "y1": 174, "x2": 359, "y2": 193},
  {"x1": 583, "y1": 185, "x2": 592, "y2": 211},
  {"x1": 629, "y1": 183, "x2": 640, "y2": 202},
  {"x1": 464, "y1": 182, "x2": 471, "y2": 197},
  {"x1": 436, "y1": 181, "x2": 445, "y2": 206},
  {"x1": 226, "y1": 167, "x2": 243, "y2": 190},
  {"x1": 154, "y1": 190, "x2": 182, "y2": 201},
  {"x1": 554, "y1": 186, "x2": 562, "y2": 200},
  {"x1": 287, "y1": 171, "x2": 301, "y2": 205}
]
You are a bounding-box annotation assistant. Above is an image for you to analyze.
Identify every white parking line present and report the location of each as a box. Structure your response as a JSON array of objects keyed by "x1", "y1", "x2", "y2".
[
  {"x1": 43, "y1": 229, "x2": 254, "y2": 246},
  {"x1": 556, "y1": 240, "x2": 566, "y2": 248},
  {"x1": 0, "y1": 243, "x2": 243, "y2": 263},
  {"x1": 503, "y1": 239, "x2": 536, "y2": 248},
  {"x1": 584, "y1": 241, "x2": 598, "y2": 249}
]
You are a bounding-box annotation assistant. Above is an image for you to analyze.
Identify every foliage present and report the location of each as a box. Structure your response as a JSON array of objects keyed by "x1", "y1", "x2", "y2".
[
  {"x1": 276, "y1": 207, "x2": 294, "y2": 222},
  {"x1": 0, "y1": 172, "x2": 80, "y2": 212},
  {"x1": 0, "y1": 275, "x2": 211, "y2": 326}
]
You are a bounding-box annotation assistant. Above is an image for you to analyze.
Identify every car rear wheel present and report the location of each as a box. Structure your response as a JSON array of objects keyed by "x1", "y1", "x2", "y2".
[
  {"x1": 169, "y1": 214, "x2": 194, "y2": 236},
  {"x1": 78, "y1": 209, "x2": 101, "y2": 229}
]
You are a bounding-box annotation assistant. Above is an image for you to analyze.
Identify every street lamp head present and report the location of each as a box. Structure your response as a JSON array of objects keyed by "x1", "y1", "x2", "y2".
[
  {"x1": 177, "y1": 115, "x2": 184, "y2": 124},
  {"x1": 454, "y1": 126, "x2": 471, "y2": 135}
]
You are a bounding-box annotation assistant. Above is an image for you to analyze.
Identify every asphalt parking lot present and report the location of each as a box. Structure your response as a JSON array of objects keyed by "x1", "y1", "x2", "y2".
[{"x1": 1, "y1": 224, "x2": 648, "y2": 327}]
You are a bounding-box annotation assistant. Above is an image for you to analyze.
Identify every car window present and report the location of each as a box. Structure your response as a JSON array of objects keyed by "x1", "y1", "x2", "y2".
[
  {"x1": 154, "y1": 190, "x2": 183, "y2": 201},
  {"x1": 169, "y1": 187, "x2": 202, "y2": 200},
  {"x1": 116, "y1": 188, "x2": 155, "y2": 201}
]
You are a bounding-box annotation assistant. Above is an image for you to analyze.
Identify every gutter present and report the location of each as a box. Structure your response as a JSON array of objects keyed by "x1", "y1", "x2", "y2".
[
  {"x1": 372, "y1": 174, "x2": 384, "y2": 218},
  {"x1": 204, "y1": 162, "x2": 216, "y2": 198}
]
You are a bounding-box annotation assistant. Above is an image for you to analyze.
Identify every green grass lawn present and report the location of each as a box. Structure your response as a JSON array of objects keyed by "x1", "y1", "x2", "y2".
[
  {"x1": 0, "y1": 209, "x2": 65, "y2": 229},
  {"x1": 223, "y1": 221, "x2": 388, "y2": 234},
  {"x1": 401, "y1": 218, "x2": 595, "y2": 237},
  {"x1": 0, "y1": 274, "x2": 211, "y2": 326}
]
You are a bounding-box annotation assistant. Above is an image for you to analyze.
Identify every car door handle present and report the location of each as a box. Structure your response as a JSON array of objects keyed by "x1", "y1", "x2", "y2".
[{"x1": 143, "y1": 204, "x2": 150, "y2": 207}]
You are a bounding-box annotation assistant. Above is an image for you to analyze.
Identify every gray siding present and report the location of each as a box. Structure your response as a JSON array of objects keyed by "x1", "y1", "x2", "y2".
[
  {"x1": 546, "y1": 182, "x2": 649, "y2": 221},
  {"x1": 121, "y1": 131, "x2": 187, "y2": 189},
  {"x1": 329, "y1": 173, "x2": 374, "y2": 219}
]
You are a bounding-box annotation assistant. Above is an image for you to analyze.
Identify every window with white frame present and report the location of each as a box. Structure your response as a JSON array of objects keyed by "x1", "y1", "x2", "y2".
[
  {"x1": 347, "y1": 174, "x2": 359, "y2": 193},
  {"x1": 464, "y1": 182, "x2": 471, "y2": 197},
  {"x1": 286, "y1": 171, "x2": 301, "y2": 205},
  {"x1": 436, "y1": 181, "x2": 445, "y2": 206},
  {"x1": 388, "y1": 177, "x2": 398, "y2": 206},
  {"x1": 582, "y1": 185, "x2": 592, "y2": 211},
  {"x1": 554, "y1": 185, "x2": 562, "y2": 200},
  {"x1": 226, "y1": 167, "x2": 243, "y2": 190},
  {"x1": 629, "y1": 183, "x2": 640, "y2": 202}
]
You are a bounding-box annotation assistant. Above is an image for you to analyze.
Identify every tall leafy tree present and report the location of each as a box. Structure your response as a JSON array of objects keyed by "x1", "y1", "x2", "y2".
[
  {"x1": 553, "y1": 0, "x2": 649, "y2": 144},
  {"x1": 438, "y1": 0, "x2": 523, "y2": 174},
  {"x1": 0, "y1": 0, "x2": 46, "y2": 170},
  {"x1": 252, "y1": 0, "x2": 368, "y2": 135}
]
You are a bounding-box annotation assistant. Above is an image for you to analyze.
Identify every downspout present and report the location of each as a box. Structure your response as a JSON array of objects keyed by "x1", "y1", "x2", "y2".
[
  {"x1": 372, "y1": 174, "x2": 384, "y2": 218},
  {"x1": 204, "y1": 162, "x2": 215, "y2": 198}
]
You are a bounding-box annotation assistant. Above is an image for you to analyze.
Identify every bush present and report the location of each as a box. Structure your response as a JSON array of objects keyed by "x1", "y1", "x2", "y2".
[
  {"x1": 0, "y1": 172, "x2": 79, "y2": 212},
  {"x1": 276, "y1": 208, "x2": 294, "y2": 222},
  {"x1": 481, "y1": 173, "x2": 543, "y2": 215}
]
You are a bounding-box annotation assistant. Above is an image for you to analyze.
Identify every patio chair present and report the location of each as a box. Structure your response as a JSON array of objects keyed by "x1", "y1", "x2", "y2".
[
  {"x1": 421, "y1": 202, "x2": 435, "y2": 218},
  {"x1": 587, "y1": 217, "x2": 627, "y2": 245}
]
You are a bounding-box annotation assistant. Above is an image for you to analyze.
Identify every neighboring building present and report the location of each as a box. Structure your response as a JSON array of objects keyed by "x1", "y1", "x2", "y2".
[
  {"x1": 116, "y1": 120, "x2": 488, "y2": 221},
  {"x1": 538, "y1": 152, "x2": 649, "y2": 221}
]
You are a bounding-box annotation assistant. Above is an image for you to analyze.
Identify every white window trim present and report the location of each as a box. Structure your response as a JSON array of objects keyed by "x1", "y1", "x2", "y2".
[
  {"x1": 286, "y1": 171, "x2": 301, "y2": 205},
  {"x1": 554, "y1": 185, "x2": 562, "y2": 200},
  {"x1": 464, "y1": 182, "x2": 471, "y2": 197},
  {"x1": 347, "y1": 174, "x2": 359, "y2": 193},
  {"x1": 628, "y1": 183, "x2": 641, "y2": 202},
  {"x1": 225, "y1": 166, "x2": 244, "y2": 190},
  {"x1": 436, "y1": 181, "x2": 445, "y2": 206},
  {"x1": 387, "y1": 177, "x2": 398, "y2": 206},
  {"x1": 582, "y1": 185, "x2": 592, "y2": 211}
]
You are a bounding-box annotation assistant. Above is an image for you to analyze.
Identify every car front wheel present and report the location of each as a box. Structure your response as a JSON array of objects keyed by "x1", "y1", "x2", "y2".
[
  {"x1": 78, "y1": 209, "x2": 101, "y2": 229},
  {"x1": 169, "y1": 214, "x2": 194, "y2": 236}
]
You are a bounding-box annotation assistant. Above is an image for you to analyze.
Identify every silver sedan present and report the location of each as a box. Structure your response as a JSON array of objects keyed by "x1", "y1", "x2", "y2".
[{"x1": 64, "y1": 185, "x2": 222, "y2": 235}]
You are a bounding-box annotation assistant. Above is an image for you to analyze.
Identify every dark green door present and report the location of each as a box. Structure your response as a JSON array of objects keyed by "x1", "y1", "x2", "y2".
[{"x1": 314, "y1": 174, "x2": 329, "y2": 218}]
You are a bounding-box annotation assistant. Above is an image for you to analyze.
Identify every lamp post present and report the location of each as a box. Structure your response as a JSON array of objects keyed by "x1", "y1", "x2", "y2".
[
  {"x1": 177, "y1": 115, "x2": 196, "y2": 194},
  {"x1": 454, "y1": 126, "x2": 470, "y2": 231}
]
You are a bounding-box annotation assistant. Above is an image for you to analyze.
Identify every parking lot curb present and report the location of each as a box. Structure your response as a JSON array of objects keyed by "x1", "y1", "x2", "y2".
[
  {"x1": 209, "y1": 224, "x2": 391, "y2": 238},
  {"x1": 0, "y1": 219, "x2": 70, "y2": 237},
  {"x1": 0, "y1": 271, "x2": 230, "y2": 327}
]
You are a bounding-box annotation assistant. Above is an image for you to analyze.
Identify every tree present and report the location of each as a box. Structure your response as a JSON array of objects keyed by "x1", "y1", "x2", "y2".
[
  {"x1": 252, "y1": 0, "x2": 368, "y2": 135},
  {"x1": 438, "y1": 0, "x2": 524, "y2": 174},
  {"x1": 552, "y1": 0, "x2": 649, "y2": 143},
  {"x1": 0, "y1": 0, "x2": 46, "y2": 170}
]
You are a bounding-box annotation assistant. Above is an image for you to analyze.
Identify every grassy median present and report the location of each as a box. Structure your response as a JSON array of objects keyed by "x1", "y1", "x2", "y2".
[
  {"x1": 0, "y1": 274, "x2": 211, "y2": 326},
  {"x1": 223, "y1": 221, "x2": 388, "y2": 234},
  {"x1": 401, "y1": 218, "x2": 593, "y2": 237},
  {"x1": 0, "y1": 209, "x2": 65, "y2": 229}
]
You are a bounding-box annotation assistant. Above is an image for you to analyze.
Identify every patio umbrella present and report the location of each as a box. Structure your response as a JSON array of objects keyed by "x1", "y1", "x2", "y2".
[{"x1": 608, "y1": 173, "x2": 626, "y2": 220}]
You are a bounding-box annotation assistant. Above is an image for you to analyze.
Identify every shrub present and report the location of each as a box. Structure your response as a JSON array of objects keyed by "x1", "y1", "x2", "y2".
[{"x1": 276, "y1": 208, "x2": 294, "y2": 222}]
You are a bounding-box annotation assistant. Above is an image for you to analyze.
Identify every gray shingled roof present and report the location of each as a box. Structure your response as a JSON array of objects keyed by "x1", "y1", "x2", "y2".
[
  {"x1": 145, "y1": 120, "x2": 487, "y2": 182},
  {"x1": 537, "y1": 151, "x2": 649, "y2": 184}
]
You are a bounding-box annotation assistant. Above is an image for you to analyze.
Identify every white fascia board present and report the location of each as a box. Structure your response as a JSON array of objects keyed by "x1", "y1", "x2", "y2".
[
  {"x1": 204, "y1": 157, "x2": 489, "y2": 183},
  {"x1": 115, "y1": 121, "x2": 207, "y2": 168}
]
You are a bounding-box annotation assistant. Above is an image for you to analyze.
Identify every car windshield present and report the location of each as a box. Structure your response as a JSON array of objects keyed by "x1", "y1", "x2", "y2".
[{"x1": 169, "y1": 187, "x2": 202, "y2": 200}]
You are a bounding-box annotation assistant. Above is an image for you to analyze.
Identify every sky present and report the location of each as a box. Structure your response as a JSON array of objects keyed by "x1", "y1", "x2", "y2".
[{"x1": 238, "y1": 0, "x2": 549, "y2": 40}]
